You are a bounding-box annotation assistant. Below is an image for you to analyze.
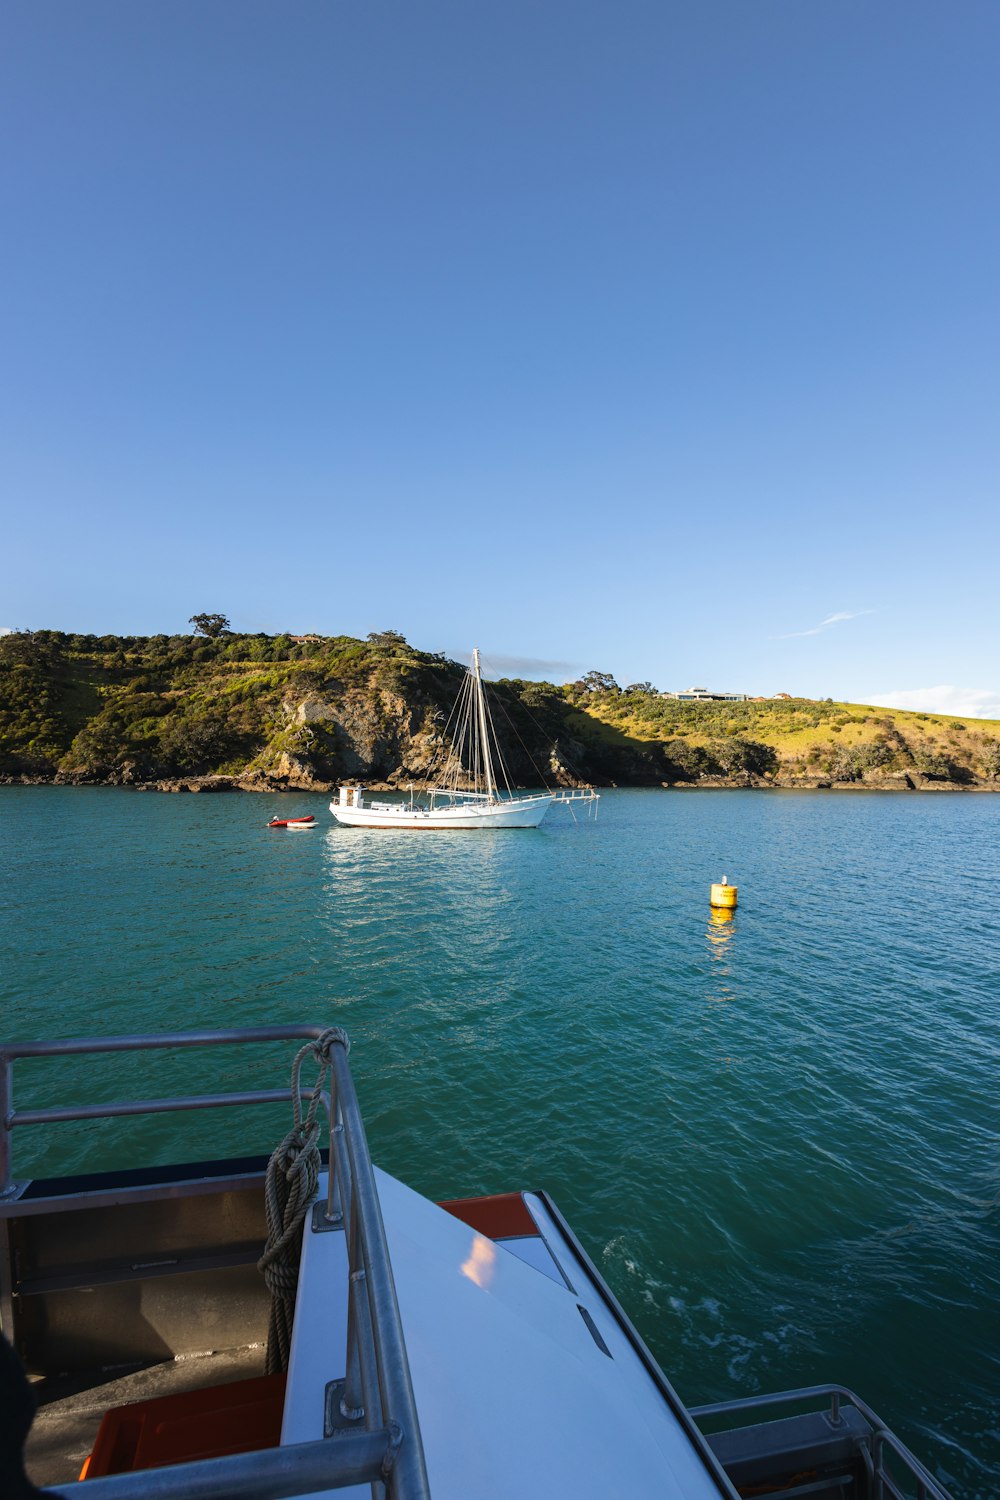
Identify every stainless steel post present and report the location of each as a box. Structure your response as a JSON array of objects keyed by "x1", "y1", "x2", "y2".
[
  {"x1": 340, "y1": 1195, "x2": 365, "y2": 1422},
  {"x1": 328, "y1": 1044, "x2": 430, "y2": 1500}
]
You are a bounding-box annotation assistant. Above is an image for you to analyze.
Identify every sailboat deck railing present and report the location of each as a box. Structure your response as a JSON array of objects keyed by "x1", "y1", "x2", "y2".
[
  {"x1": 393, "y1": 787, "x2": 599, "y2": 807},
  {"x1": 0, "y1": 1024, "x2": 431, "y2": 1500}
]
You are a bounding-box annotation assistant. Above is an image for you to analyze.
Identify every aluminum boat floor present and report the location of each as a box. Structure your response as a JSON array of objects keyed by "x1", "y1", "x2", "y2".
[{"x1": 24, "y1": 1345, "x2": 266, "y2": 1487}]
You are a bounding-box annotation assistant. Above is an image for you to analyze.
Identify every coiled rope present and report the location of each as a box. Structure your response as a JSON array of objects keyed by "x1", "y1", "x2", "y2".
[{"x1": 258, "y1": 1026, "x2": 349, "y2": 1374}]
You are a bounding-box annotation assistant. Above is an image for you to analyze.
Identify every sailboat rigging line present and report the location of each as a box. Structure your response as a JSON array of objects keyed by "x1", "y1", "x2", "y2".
[
  {"x1": 481, "y1": 682, "x2": 515, "y2": 797},
  {"x1": 415, "y1": 664, "x2": 467, "y2": 791},
  {"x1": 434, "y1": 665, "x2": 480, "y2": 797},
  {"x1": 485, "y1": 686, "x2": 553, "y2": 793},
  {"x1": 482, "y1": 669, "x2": 595, "y2": 791}
]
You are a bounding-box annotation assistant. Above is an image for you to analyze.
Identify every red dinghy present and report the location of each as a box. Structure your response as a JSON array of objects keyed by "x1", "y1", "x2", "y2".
[{"x1": 267, "y1": 814, "x2": 316, "y2": 828}]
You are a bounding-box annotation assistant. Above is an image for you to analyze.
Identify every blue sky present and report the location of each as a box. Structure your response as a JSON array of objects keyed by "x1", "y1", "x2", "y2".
[{"x1": 3, "y1": 3, "x2": 998, "y2": 713}]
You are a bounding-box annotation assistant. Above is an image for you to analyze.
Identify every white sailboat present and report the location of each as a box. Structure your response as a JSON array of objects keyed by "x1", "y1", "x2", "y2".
[{"x1": 330, "y1": 649, "x2": 598, "y2": 829}]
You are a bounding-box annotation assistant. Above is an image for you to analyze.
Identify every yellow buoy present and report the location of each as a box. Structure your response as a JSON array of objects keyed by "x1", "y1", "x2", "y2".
[{"x1": 710, "y1": 875, "x2": 738, "y2": 909}]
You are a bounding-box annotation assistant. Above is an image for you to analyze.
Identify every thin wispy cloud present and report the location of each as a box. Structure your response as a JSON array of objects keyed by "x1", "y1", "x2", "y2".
[
  {"x1": 868, "y1": 686, "x2": 1000, "y2": 721},
  {"x1": 452, "y1": 649, "x2": 579, "y2": 681},
  {"x1": 773, "y1": 609, "x2": 873, "y2": 641}
]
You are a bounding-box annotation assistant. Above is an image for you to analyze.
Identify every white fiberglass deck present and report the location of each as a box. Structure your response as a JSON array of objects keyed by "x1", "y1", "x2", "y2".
[{"x1": 283, "y1": 1169, "x2": 728, "y2": 1499}]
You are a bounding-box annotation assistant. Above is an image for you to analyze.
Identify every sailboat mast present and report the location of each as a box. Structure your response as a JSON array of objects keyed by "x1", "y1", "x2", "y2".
[{"x1": 472, "y1": 648, "x2": 496, "y2": 802}]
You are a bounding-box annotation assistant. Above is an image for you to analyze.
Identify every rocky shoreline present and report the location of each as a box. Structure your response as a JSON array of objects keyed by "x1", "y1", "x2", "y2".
[{"x1": 3, "y1": 770, "x2": 995, "y2": 794}]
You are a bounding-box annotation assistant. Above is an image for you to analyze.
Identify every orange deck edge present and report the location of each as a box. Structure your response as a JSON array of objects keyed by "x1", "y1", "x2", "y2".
[{"x1": 438, "y1": 1190, "x2": 539, "y2": 1240}]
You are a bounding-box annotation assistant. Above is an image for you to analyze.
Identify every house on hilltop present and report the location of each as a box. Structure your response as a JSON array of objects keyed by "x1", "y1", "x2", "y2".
[{"x1": 662, "y1": 686, "x2": 748, "y2": 702}]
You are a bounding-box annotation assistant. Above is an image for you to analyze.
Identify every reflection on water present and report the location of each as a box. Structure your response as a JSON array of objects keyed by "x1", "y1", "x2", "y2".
[
  {"x1": 316, "y1": 823, "x2": 531, "y2": 1043},
  {"x1": 705, "y1": 908, "x2": 737, "y2": 1005},
  {"x1": 321, "y1": 822, "x2": 510, "y2": 888},
  {"x1": 319, "y1": 824, "x2": 514, "y2": 953}
]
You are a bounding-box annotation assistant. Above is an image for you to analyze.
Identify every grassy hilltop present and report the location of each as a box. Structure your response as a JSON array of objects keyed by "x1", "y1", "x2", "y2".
[
  {"x1": 1, "y1": 628, "x2": 999, "y2": 791},
  {"x1": 573, "y1": 685, "x2": 1000, "y2": 787}
]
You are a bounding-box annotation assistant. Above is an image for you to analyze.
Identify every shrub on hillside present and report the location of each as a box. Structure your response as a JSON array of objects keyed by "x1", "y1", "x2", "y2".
[
  {"x1": 661, "y1": 739, "x2": 720, "y2": 782},
  {"x1": 63, "y1": 712, "x2": 132, "y2": 777},
  {"x1": 981, "y1": 739, "x2": 1000, "y2": 780},
  {"x1": 912, "y1": 748, "x2": 970, "y2": 782},
  {"x1": 158, "y1": 714, "x2": 234, "y2": 773},
  {"x1": 708, "y1": 737, "x2": 778, "y2": 778},
  {"x1": 832, "y1": 739, "x2": 894, "y2": 782}
]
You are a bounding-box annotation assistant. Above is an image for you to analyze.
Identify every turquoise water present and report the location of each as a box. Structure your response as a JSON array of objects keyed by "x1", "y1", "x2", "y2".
[{"x1": 2, "y1": 786, "x2": 999, "y2": 1496}]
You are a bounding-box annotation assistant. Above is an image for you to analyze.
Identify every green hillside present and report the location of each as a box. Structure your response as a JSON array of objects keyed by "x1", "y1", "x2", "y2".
[
  {"x1": 0, "y1": 629, "x2": 464, "y2": 785},
  {"x1": 1, "y1": 628, "x2": 998, "y2": 790}
]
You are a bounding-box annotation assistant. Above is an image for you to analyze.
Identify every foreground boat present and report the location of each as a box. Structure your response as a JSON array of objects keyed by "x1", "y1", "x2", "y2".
[
  {"x1": 0, "y1": 1024, "x2": 955, "y2": 1499},
  {"x1": 330, "y1": 650, "x2": 598, "y2": 830},
  {"x1": 268, "y1": 815, "x2": 317, "y2": 829}
]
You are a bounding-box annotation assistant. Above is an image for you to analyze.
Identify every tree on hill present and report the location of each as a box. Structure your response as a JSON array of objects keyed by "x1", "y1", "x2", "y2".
[
  {"x1": 189, "y1": 613, "x2": 231, "y2": 639},
  {"x1": 0, "y1": 630, "x2": 45, "y2": 666},
  {"x1": 580, "y1": 670, "x2": 620, "y2": 693},
  {"x1": 367, "y1": 629, "x2": 408, "y2": 648}
]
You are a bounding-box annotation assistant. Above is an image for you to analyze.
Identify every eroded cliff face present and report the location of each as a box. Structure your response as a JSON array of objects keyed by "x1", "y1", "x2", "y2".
[
  {"x1": 257, "y1": 682, "x2": 597, "y2": 791},
  {"x1": 131, "y1": 677, "x2": 608, "y2": 793},
  {"x1": 277, "y1": 685, "x2": 439, "y2": 783}
]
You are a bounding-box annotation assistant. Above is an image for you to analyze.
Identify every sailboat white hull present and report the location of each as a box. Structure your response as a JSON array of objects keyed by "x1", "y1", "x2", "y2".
[{"x1": 330, "y1": 794, "x2": 555, "y2": 829}]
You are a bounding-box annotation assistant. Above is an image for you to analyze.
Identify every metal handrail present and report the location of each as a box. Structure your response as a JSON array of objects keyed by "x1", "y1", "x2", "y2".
[
  {"x1": 328, "y1": 1041, "x2": 428, "y2": 1495},
  {"x1": 0, "y1": 1024, "x2": 333, "y2": 1199},
  {"x1": 0, "y1": 1024, "x2": 431, "y2": 1499},
  {"x1": 690, "y1": 1383, "x2": 952, "y2": 1500}
]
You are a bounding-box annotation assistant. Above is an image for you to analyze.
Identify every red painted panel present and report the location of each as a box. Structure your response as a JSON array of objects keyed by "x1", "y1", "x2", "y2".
[
  {"x1": 438, "y1": 1191, "x2": 538, "y2": 1240},
  {"x1": 83, "y1": 1372, "x2": 286, "y2": 1477}
]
